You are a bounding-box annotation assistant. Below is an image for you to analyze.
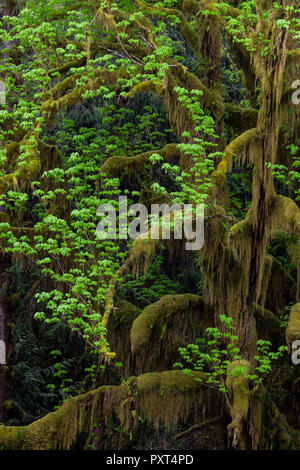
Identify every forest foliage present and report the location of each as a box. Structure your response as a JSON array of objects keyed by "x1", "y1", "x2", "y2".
[{"x1": 0, "y1": 0, "x2": 299, "y2": 450}]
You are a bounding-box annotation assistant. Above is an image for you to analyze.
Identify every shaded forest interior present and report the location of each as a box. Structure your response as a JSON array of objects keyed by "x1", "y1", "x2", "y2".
[{"x1": 0, "y1": 0, "x2": 299, "y2": 450}]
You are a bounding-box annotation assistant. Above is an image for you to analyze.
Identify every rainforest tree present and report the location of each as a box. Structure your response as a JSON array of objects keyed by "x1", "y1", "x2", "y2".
[{"x1": 0, "y1": 0, "x2": 299, "y2": 450}]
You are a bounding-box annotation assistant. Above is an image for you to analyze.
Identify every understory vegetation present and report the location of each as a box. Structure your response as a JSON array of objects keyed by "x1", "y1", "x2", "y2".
[{"x1": 0, "y1": 0, "x2": 299, "y2": 450}]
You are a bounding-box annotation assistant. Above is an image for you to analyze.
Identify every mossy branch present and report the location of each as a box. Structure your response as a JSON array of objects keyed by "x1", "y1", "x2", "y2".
[
  {"x1": 42, "y1": 70, "x2": 122, "y2": 124},
  {"x1": 134, "y1": 0, "x2": 202, "y2": 59},
  {"x1": 130, "y1": 294, "x2": 205, "y2": 353},
  {"x1": 270, "y1": 195, "x2": 300, "y2": 235},
  {"x1": 0, "y1": 370, "x2": 219, "y2": 450},
  {"x1": 101, "y1": 143, "x2": 180, "y2": 179},
  {"x1": 0, "y1": 130, "x2": 42, "y2": 192},
  {"x1": 211, "y1": 127, "x2": 257, "y2": 192}
]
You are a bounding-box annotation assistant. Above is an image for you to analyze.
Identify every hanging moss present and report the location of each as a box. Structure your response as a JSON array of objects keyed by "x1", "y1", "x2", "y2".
[
  {"x1": 101, "y1": 258, "x2": 132, "y2": 359},
  {"x1": 107, "y1": 300, "x2": 142, "y2": 376},
  {"x1": 228, "y1": 54, "x2": 256, "y2": 107},
  {"x1": 130, "y1": 294, "x2": 213, "y2": 373},
  {"x1": 0, "y1": 370, "x2": 224, "y2": 450},
  {"x1": 270, "y1": 195, "x2": 300, "y2": 235},
  {"x1": 256, "y1": 388, "x2": 300, "y2": 450},
  {"x1": 288, "y1": 241, "x2": 300, "y2": 301},
  {"x1": 285, "y1": 50, "x2": 300, "y2": 88},
  {"x1": 174, "y1": 66, "x2": 224, "y2": 119},
  {"x1": 211, "y1": 128, "x2": 257, "y2": 200},
  {"x1": 129, "y1": 234, "x2": 158, "y2": 277},
  {"x1": 135, "y1": 370, "x2": 221, "y2": 430},
  {"x1": 42, "y1": 70, "x2": 123, "y2": 125},
  {"x1": 264, "y1": 256, "x2": 296, "y2": 315},
  {"x1": 0, "y1": 0, "x2": 299, "y2": 451},
  {"x1": 129, "y1": 206, "x2": 194, "y2": 277},
  {"x1": 96, "y1": 6, "x2": 117, "y2": 31},
  {"x1": 127, "y1": 65, "x2": 224, "y2": 142},
  {"x1": 0, "y1": 393, "x2": 87, "y2": 450},
  {"x1": 212, "y1": 11, "x2": 297, "y2": 357}
]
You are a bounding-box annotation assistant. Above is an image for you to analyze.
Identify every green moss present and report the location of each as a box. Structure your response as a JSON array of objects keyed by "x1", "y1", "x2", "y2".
[
  {"x1": 6, "y1": 141, "x2": 19, "y2": 159},
  {"x1": 130, "y1": 294, "x2": 203, "y2": 353},
  {"x1": 134, "y1": 370, "x2": 220, "y2": 430},
  {"x1": 0, "y1": 426, "x2": 26, "y2": 450},
  {"x1": 125, "y1": 80, "x2": 155, "y2": 99},
  {"x1": 180, "y1": 19, "x2": 201, "y2": 56},
  {"x1": 130, "y1": 235, "x2": 158, "y2": 277},
  {"x1": 101, "y1": 143, "x2": 180, "y2": 179},
  {"x1": 0, "y1": 131, "x2": 44, "y2": 192},
  {"x1": 182, "y1": 0, "x2": 198, "y2": 14},
  {"x1": 0, "y1": 370, "x2": 222, "y2": 449},
  {"x1": 113, "y1": 300, "x2": 141, "y2": 329},
  {"x1": 211, "y1": 169, "x2": 227, "y2": 186},
  {"x1": 271, "y1": 196, "x2": 300, "y2": 235},
  {"x1": 48, "y1": 58, "x2": 86, "y2": 78},
  {"x1": 108, "y1": 300, "x2": 142, "y2": 376},
  {"x1": 226, "y1": 360, "x2": 253, "y2": 449},
  {"x1": 42, "y1": 70, "x2": 121, "y2": 124},
  {"x1": 228, "y1": 209, "x2": 252, "y2": 240},
  {"x1": 224, "y1": 103, "x2": 258, "y2": 131}
]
